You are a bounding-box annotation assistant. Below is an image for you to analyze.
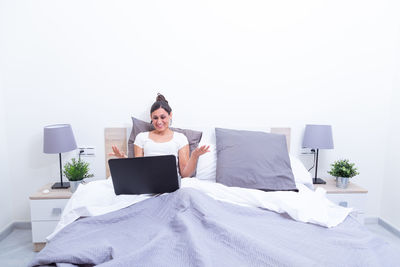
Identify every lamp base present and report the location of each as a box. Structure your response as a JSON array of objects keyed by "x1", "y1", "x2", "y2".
[
  {"x1": 51, "y1": 182, "x2": 70, "y2": 189},
  {"x1": 313, "y1": 178, "x2": 326, "y2": 184}
]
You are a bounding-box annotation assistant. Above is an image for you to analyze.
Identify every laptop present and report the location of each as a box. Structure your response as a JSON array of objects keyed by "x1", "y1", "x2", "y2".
[{"x1": 108, "y1": 155, "x2": 180, "y2": 195}]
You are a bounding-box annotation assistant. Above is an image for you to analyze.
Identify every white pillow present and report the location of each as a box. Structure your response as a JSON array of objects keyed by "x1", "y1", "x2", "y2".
[
  {"x1": 195, "y1": 128, "x2": 217, "y2": 182},
  {"x1": 289, "y1": 154, "x2": 314, "y2": 189},
  {"x1": 195, "y1": 148, "x2": 217, "y2": 182}
]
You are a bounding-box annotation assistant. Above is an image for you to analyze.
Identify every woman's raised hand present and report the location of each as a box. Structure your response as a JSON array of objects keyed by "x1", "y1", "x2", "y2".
[
  {"x1": 108, "y1": 145, "x2": 127, "y2": 158},
  {"x1": 192, "y1": 145, "x2": 210, "y2": 158}
]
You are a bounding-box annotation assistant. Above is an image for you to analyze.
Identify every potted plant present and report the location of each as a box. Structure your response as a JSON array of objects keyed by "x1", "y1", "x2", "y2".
[
  {"x1": 63, "y1": 158, "x2": 94, "y2": 192},
  {"x1": 328, "y1": 159, "x2": 359, "y2": 189}
]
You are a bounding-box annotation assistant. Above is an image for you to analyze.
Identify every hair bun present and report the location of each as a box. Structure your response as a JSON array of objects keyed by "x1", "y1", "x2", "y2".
[{"x1": 156, "y1": 93, "x2": 168, "y2": 103}]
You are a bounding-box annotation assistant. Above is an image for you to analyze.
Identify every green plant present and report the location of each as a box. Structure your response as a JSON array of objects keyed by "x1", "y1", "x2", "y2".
[
  {"x1": 328, "y1": 159, "x2": 359, "y2": 178},
  {"x1": 63, "y1": 158, "x2": 94, "y2": 181}
]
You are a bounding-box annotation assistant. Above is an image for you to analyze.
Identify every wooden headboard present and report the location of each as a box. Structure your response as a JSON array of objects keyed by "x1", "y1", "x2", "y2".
[{"x1": 104, "y1": 127, "x2": 291, "y2": 178}]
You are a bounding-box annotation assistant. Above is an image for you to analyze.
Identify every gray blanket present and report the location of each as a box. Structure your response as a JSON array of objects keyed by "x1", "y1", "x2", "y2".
[{"x1": 30, "y1": 188, "x2": 400, "y2": 267}]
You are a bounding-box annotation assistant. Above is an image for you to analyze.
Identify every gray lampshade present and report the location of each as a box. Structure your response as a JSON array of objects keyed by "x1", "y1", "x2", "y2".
[
  {"x1": 43, "y1": 124, "x2": 77, "y2": 154},
  {"x1": 302, "y1": 124, "x2": 334, "y2": 149}
]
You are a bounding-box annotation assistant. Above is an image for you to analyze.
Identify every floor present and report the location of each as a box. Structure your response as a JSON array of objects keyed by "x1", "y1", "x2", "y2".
[
  {"x1": 0, "y1": 224, "x2": 399, "y2": 267},
  {"x1": 0, "y1": 229, "x2": 36, "y2": 267}
]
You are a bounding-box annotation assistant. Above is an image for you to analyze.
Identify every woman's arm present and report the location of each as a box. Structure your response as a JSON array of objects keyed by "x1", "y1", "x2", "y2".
[
  {"x1": 178, "y1": 144, "x2": 210, "y2": 178},
  {"x1": 134, "y1": 145, "x2": 144, "y2": 157}
]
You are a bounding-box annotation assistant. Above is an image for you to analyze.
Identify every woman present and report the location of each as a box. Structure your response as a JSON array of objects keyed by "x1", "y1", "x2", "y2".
[{"x1": 110, "y1": 93, "x2": 210, "y2": 178}]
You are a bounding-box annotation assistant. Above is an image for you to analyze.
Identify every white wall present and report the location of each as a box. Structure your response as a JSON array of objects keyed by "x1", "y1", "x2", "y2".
[
  {"x1": 0, "y1": 0, "x2": 399, "y2": 221},
  {"x1": 381, "y1": 94, "x2": 400, "y2": 229},
  {"x1": 381, "y1": 29, "x2": 400, "y2": 229},
  {"x1": 0, "y1": 85, "x2": 14, "y2": 230}
]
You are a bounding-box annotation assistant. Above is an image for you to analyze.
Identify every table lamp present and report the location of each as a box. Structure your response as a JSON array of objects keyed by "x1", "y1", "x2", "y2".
[
  {"x1": 43, "y1": 124, "x2": 77, "y2": 189},
  {"x1": 302, "y1": 124, "x2": 334, "y2": 184}
]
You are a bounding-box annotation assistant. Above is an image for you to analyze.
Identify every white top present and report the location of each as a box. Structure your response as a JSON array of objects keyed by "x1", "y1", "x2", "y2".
[
  {"x1": 134, "y1": 131, "x2": 189, "y2": 175},
  {"x1": 134, "y1": 131, "x2": 188, "y2": 156}
]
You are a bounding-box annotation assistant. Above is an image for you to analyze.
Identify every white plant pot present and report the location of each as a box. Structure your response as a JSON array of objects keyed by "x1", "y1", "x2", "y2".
[
  {"x1": 336, "y1": 177, "x2": 350, "y2": 189},
  {"x1": 69, "y1": 180, "x2": 83, "y2": 193}
]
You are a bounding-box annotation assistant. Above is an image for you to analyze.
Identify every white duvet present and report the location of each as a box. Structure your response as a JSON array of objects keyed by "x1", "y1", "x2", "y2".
[{"x1": 48, "y1": 178, "x2": 352, "y2": 241}]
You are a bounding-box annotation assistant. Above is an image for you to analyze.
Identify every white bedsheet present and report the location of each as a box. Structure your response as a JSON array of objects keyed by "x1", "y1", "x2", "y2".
[{"x1": 48, "y1": 178, "x2": 352, "y2": 241}]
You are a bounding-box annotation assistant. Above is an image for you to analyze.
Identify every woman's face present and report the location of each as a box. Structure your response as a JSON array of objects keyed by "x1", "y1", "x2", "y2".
[{"x1": 151, "y1": 108, "x2": 171, "y2": 132}]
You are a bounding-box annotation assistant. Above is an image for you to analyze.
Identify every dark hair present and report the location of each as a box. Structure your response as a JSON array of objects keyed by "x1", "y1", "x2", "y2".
[{"x1": 150, "y1": 93, "x2": 172, "y2": 114}]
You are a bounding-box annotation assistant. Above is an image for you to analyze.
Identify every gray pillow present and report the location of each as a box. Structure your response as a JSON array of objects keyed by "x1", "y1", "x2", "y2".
[
  {"x1": 128, "y1": 117, "x2": 203, "y2": 158},
  {"x1": 215, "y1": 128, "x2": 298, "y2": 192}
]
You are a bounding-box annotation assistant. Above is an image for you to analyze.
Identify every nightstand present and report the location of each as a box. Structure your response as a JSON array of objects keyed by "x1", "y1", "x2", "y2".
[
  {"x1": 314, "y1": 178, "x2": 368, "y2": 224},
  {"x1": 29, "y1": 183, "x2": 72, "y2": 252}
]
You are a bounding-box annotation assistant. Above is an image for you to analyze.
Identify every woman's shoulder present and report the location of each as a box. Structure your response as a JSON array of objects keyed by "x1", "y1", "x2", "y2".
[
  {"x1": 172, "y1": 131, "x2": 188, "y2": 143},
  {"x1": 172, "y1": 131, "x2": 186, "y2": 138},
  {"x1": 136, "y1": 131, "x2": 150, "y2": 140}
]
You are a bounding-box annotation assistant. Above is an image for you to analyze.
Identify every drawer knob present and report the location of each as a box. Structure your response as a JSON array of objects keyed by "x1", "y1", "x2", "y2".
[
  {"x1": 52, "y1": 208, "x2": 62, "y2": 215},
  {"x1": 339, "y1": 201, "x2": 348, "y2": 207}
]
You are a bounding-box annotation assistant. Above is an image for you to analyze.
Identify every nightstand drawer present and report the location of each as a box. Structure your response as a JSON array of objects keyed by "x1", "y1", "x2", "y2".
[
  {"x1": 326, "y1": 193, "x2": 366, "y2": 212},
  {"x1": 326, "y1": 193, "x2": 366, "y2": 224},
  {"x1": 31, "y1": 221, "x2": 59, "y2": 243},
  {"x1": 30, "y1": 199, "x2": 69, "y2": 221}
]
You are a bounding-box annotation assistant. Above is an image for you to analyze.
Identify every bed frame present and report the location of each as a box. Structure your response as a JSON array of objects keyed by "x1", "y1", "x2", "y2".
[{"x1": 104, "y1": 127, "x2": 291, "y2": 178}]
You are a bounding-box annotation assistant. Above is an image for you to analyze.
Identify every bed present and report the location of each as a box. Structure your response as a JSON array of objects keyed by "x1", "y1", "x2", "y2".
[{"x1": 29, "y1": 118, "x2": 400, "y2": 267}]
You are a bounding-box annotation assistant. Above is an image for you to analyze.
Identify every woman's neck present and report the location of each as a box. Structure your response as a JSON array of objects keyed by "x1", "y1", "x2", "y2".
[{"x1": 152, "y1": 128, "x2": 172, "y2": 136}]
